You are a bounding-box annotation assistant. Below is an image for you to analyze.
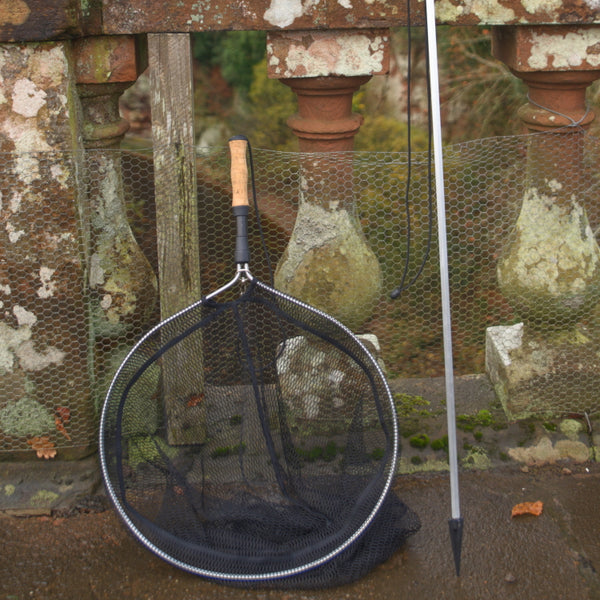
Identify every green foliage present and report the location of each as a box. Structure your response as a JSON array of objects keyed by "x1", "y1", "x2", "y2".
[
  {"x1": 220, "y1": 32, "x2": 267, "y2": 93},
  {"x1": 191, "y1": 32, "x2": 222, "y2": 64},
  {"x1": 246, "y1": 58, "x2": 297, "y2": 151},
  {"x1": 324, "y1": 441, "x2": 338, "y2": 461},
  {"x1": 192, "y1": 32, "x2": 266, "y2": 94},
  {"x1": 355, "y1": 115, "x2": 429, "y2": 153},
  {"x1": 437, "y1": 26, "x2": 526, "y2": 141}
]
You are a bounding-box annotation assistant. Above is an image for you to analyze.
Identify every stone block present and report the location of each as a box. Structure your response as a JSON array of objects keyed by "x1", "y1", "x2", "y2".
[{"x1": 486, "y1": 323, "x2": 600, "y2": 419}]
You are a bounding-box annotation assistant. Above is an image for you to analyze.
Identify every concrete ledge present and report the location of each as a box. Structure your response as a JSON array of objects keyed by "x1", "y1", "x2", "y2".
[{"x1": 0, "y1": 455, "x2": 101, "y2": 515}]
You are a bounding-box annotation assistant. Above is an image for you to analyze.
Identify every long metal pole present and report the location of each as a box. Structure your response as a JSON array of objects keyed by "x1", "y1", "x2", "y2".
[{"x1": 424, "y1": 0, "x2": 464, "y2": 575}]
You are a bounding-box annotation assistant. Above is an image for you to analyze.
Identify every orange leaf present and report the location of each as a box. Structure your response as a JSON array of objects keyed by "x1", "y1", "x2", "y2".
[
  {"x1": 511, "y1": 500, "x2": 543, "y2": 517},
  {"x1": 55, "y1": 415, "x2": 71, "y2": 441},
  {"x1": 27, "y1": 436, "x2": 57, "y2": 460},
  {"x1": 55, "y1": 406, "x2": 70, "y2": 424},
  {"x1": 187, "y1": 393, "x2": 204, "y2": 407}
]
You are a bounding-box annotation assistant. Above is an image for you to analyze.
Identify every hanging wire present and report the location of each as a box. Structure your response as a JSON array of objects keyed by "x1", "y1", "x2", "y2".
[
  {"x1": 244, "y1": 136, "x2": 276, "y2": 286},
  {"x1": 389, "y1": 4, "x2": 434, "y2": 300},
  {"x1": 526, "y1": 93, "x2": 591, "y2": 128}
]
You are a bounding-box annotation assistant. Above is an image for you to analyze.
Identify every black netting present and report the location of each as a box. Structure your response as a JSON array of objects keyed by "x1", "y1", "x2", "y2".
[{"x1": 100, "y1": 279, "x2": 419, "y2": 587}]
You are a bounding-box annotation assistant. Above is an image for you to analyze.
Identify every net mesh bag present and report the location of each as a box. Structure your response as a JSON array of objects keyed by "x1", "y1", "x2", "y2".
[{"x1": 100, "y1": 274, "x2": 420, "y2": 587}]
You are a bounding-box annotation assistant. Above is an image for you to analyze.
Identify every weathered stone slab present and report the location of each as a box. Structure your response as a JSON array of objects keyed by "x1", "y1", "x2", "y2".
[
  {"x1": 0, "y1": 456, "x2": 100, "y2": 515},
  {"x1": 486, "y1": 323, "x2": 600, "y2": 419},
  {"x1": 267, "y1": 29, "x2": 389, "y2": 79}
]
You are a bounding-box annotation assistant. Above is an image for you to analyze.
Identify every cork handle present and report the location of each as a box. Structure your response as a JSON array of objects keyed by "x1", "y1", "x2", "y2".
[{"x1": 229, "y1": 136, "x2": 249, "y2": 207}]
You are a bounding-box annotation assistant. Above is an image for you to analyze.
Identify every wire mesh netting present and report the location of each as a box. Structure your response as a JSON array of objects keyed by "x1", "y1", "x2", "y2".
[
  {"x1": 0, "y1": 150, "x2": 158, "y2": 455},
  {"x1": 2, "y1": 129, "x2": 600, "y2": 457}
]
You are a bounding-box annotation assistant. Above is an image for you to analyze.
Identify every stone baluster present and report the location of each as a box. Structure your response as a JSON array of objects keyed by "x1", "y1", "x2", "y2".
[
  {"x1": 74, "y1": 36, "x2": 157, "y2": 344},
  {"x1": 486, "y1": 25, "x2": 600, "y2": 419},
  {"x1": 269, "y1": 30, "x2": 389, "y2": 330}
]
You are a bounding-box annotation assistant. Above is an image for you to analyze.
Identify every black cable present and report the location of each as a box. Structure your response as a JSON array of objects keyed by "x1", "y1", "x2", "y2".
[
  {"x1": 389, "y1": 1, "x2": 413, "y2": 300},
  {"x1": 390, "y1": 4, "x2": 434, "y2": 300},
  {"x1": 247, "y1": 139, "x2": 276, "y2": 286}
]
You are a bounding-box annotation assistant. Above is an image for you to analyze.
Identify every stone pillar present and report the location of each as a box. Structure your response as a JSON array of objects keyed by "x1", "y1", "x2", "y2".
[
  {"x1": 74, "y1": 36, "x2": 157, "y2": 347},
  {"x1": 0, "y1": 41, "x2": 94, "y2": 463},
  {"x1": 268, "y1": 30, "x2": 389, "y2": 330},
  {"x1": 486, "y1": 26, "x2": 600, "y2": 419}
]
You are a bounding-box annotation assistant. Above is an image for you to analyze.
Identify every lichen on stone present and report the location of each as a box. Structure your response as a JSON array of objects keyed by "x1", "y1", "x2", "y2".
[
  {"x1": 30, "y1": 490, "x2": 59, "y2": 508},
  {"x1": 559, "y1": 418, "x2": 583, "y2": 441},
  {"x1": 0, "y1": 396, "x2": 54, "y2": 438},
  {"x1": 497, "y1": 186, "x2": 600, "y2": 326},
  {"x1": 275, "y1": 201, "x2": 382, "y2": 329}
]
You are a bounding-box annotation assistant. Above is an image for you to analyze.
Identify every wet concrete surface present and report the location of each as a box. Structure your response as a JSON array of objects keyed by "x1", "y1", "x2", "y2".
[{"x1": 2, "y1": 464, "x2": 600, "y2": 600}]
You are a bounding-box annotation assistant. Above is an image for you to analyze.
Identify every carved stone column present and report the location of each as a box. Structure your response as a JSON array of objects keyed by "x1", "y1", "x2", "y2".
[
  {"x1": 75, "y1": 36, "x2": 157, "y2": 344},
  {"x1": 268, "y1": 30, "x2": 388, "y2": 331},
  {"x1": 486, "y1": 25, "x2": 600, "y2": 419}
]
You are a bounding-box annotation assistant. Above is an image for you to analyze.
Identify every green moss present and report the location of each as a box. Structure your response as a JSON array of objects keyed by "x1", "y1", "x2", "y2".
[
  {"x1": 430, "y1": 435, "x2": 448, "y2": 452},
  {"x1": 543, "y1": 422, "x2": 557, "y2": 432},
  {"x1": 474, "y1": 431, "x2": 483, "y2": 442},
  {"x1": 410, "y1": 455, "x2": 423, "y2": 465},
  {"x1": 324, "y1": 441, "x2": 338, "y2": 461},
  {"x1": 457, "y1": 418, "x2": 475, "y2": 432},
  {"x1": 401, "y1": 418, "x2": 424, "y2": 438},
  {"x1": 128, "y1": 435, "x2": 179, "y2": 468},
  {"x1": 211, "y1": 443, "x2": 247, "y2": 459},
  {"x1": 462, "y1": 447, "x2": 492, "y2": 470},
  {"x1": 229, "y1": 415, "x2": 243, "y2": 426},
  {"x1": 457, "y1": 409, "x2": 495, "y2": 432},
  {"x1": 409, "y1": 433, "x2": 430, "y2": 449},
  {"x1": 476, "y1": 410, "x2": 493, "y2": 427},
  {"x1": 370, "y1": 447, "x2": 384, "y2": 461},
  {"x1": 295, "y1": 442, "x2": 342, "y2": 463},
  {"x1": 394, "y1": 393, "x2": 431, "y2": 417}
]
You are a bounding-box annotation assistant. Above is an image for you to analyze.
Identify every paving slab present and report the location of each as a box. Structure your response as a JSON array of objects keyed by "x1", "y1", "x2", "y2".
[{"x1": 1, "y1": 465, "x2": 599, "y2": 599}]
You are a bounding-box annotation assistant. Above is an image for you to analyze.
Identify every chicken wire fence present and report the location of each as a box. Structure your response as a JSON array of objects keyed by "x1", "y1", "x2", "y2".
[{"x1": 2, "y1": 129, "x2": 600, "y2": 455}]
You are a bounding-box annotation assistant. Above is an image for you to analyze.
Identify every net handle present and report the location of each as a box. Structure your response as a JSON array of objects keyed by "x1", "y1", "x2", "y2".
[{"x1": 230, "y1": 136, "x2": 249, "y2": 207}]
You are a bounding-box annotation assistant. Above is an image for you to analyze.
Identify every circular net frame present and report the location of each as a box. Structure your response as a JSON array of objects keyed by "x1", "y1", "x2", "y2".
[{"x1": 100, "y1": 278, "x2": 420, "y2": 587}]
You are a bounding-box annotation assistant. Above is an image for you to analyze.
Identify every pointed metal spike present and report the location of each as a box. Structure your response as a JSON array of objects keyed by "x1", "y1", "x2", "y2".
[{"x1": 448, "y1": 517, "x2": 464, "y2": 576}]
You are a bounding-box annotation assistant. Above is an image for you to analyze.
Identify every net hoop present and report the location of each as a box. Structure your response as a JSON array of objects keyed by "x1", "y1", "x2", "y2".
[{"x1": 99, "y1": 279, "x2": 399, "y2": 583}]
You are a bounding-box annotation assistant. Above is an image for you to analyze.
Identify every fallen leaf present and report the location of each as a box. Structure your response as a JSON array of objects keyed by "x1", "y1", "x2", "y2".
[
  {"x1": 186, "y1": 393, "x2": 204, "y2": 407},
  {"x1": 55, "y1": 406, "x2": 70, "y2": 424},
  {"x1": 511, "y1": 500, "x2": 543, "y2": 517},
  {"x1": 55, "y1": 415, "x2": 71, "y2": 440},
  {"x1": 27, "y1": 436, "x2": 57, "y2": 460}
]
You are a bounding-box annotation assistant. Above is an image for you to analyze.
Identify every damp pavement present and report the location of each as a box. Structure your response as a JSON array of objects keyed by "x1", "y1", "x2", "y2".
[{"x1": 2, "y1": 375, "x2": 600, "y2": 599}]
